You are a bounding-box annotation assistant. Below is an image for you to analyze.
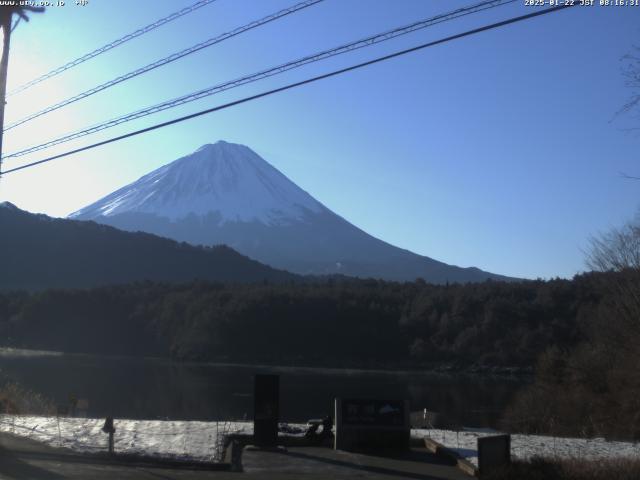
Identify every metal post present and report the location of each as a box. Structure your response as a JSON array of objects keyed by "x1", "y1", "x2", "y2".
[{"x1": 102, "y1": 416, "x2": 115, "y2": 455}]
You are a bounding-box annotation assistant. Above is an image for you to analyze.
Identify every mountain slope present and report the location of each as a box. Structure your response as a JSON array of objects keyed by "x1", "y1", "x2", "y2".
[
  {"x1": 70, "y1": 141, "x2": 513, "y2": 283},
  {"x1": 0, "y1": 202, "x2": 296, "y2": 291}
]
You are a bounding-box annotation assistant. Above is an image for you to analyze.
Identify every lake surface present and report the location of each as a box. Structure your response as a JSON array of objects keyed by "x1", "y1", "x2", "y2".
[{"x1": 0, "y1": 350, "x2": 528, "y2": 428}]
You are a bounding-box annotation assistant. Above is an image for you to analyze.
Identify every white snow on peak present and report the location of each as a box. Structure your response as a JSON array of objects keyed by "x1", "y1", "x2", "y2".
[{"x1": 69, "y1": 141, "x2": 325, "y2": 225}]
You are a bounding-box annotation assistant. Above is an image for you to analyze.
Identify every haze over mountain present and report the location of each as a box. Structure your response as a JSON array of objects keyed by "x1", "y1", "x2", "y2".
[
  {"x1": 0, "y1": 201, "x2": 295, "y2": 291},
  {"x1": 70, "y1": 141, "x2": 513, "y2": 283}
]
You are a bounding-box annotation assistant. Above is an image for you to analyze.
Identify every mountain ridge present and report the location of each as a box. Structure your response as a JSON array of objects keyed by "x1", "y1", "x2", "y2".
[{"x1": 0, "y1": 204, "x2": 296, "y2": 291}]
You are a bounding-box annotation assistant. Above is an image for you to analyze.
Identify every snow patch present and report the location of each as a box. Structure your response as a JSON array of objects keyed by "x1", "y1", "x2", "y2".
[{"x1": 413, "y1": 428, "x2": 640, "y2": 467}]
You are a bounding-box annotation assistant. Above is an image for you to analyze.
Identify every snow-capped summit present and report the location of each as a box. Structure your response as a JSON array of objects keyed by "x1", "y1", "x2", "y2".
[
  {"x1": 70, "y1": 141, "x2": 323, "y2": 225},
  {"x1": 70, "y1": 141, "x2": 513, "y2": 283}
]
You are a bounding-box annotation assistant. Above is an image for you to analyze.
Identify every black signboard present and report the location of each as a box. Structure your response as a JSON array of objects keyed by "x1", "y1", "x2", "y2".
[
  {"x1": 478, "y1": 434, "x2": 511, "y2": 476},
  {"x1": 335, "y1": 398, "x2": 410, "y2": 452},
  {"x1": 341, "y1": 399, "x2": 405, "y2": 427},
  {"x1": 253, "y1": 374, "x2": 279, "y2": 447}
]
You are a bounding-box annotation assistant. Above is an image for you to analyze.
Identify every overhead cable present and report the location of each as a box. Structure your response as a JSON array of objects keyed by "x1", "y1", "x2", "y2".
[
  {"x1": 1, "y1": 4, "x2": 576, "y2": 176},
  {"x1": 4, "y1": 0, "x2": 324, "y2": 131},
  {"x1": 7, "y1": 0, "x2": 219, "y2": 97},
  {"x1": 3, "y1": 0, "x2": 516, "y2": 160}
]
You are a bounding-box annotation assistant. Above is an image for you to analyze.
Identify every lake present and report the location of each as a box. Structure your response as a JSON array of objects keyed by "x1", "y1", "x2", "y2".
[{"x1": 0, "y1": 349, "x2": 528, "y2": 428}]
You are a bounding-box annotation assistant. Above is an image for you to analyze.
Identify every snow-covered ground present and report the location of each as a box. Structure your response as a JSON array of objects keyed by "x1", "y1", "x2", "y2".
[
  {"x1": 0, "y1": 415, "x2": 261, "y2": 462},
  {"x1": 1, "y1": 415, "x2": 639, "y2": 466},
  {"x1": 414, "y1": 428, "x2": 640, "y2": 467}
]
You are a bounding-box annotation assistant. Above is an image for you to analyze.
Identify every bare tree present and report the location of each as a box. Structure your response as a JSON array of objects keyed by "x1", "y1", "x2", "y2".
[
  {"x1": 586, "y1": 219, "x2": 640, "y2": 346},
  {"x1": 504, "y1": 221, "x2": 640, "y2": 439},
  {"x1": 587, "y1": 219, "x2": 640, "y2": 438},
  {"x1": 619, "y1": 45, "x2": 640, "y2": 123},
  {"x1": 617, "y1": 44, "x2": 640, "y2": 180},
  {"x1": 587, "y1": 220, "x2": 640, "y2": 272}
]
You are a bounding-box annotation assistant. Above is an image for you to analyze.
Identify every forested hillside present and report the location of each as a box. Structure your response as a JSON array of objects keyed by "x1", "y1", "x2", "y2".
[
  {"x1": 0, "y1": 203, "x2": 295, "y2": 290},
  {"x1": 0, "y1": 273, "x2": 610, "y2": 369}
]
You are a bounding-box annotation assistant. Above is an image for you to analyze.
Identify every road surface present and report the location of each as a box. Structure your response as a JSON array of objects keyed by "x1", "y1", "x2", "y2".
[{"x1": 0, "y1": 432, "x2": 469, "y2": 479}]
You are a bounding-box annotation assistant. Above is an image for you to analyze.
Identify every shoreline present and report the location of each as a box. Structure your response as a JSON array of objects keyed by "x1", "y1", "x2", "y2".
[{"x1": 0, "y1": 347, "x2": 532, "y2": 378}]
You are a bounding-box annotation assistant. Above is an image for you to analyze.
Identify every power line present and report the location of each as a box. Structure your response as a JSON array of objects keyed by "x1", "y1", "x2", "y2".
[
  {"x1": 1, "y1": 4, "x2": 576, "y2": 177},
  {"x1": 3, "y1": 0, "x2": 516, "y2": 161},
  {"x1": 4, "y1": 0, "x2": 324, "y2": 132},
  {"x1": 6, "y1": 0, "x2": 219, "y2": 97}
]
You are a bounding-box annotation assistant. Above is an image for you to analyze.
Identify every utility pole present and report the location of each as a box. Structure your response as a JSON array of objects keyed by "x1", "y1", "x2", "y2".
[
  {"x1": 0, "y1": 10, "x2": 12, "y2": 177},
  {"x1": 0, "y1": 6, "x2": 44, "y2": 177}
]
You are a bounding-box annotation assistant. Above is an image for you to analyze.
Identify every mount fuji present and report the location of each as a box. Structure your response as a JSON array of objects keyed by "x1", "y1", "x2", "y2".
[{"x1": 70, "y1": 141, "x2": 512, "y2": 283}]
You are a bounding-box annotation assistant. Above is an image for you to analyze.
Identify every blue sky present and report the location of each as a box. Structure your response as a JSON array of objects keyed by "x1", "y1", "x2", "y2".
[{"x1": 0, "y1": 0, "x2": 638, "y2": 280}]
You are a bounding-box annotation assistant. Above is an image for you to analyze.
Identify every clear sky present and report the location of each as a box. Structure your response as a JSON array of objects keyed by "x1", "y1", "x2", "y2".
[{"x1": 0, "y1": 0, "x2": 638, "y2": 280}]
